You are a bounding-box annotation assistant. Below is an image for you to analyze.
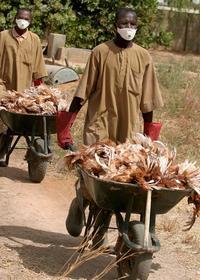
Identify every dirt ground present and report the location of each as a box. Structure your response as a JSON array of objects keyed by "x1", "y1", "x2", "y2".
[{"x1": 0, "y1": 148, "x2": 199, "y2": 280}]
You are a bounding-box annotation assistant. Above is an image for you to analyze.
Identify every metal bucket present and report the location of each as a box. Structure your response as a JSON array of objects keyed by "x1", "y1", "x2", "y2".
[{"x1": 45, "y1": 65, "x2": 79, "y2": 85}]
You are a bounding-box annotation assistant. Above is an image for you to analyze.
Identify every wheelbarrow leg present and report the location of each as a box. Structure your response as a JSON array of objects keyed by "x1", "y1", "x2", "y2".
[
  {"x1": 90, "y1": 206, "x2": 112, "y2": 250},
  {"x1": 43, "y1": 116, "x2": 48, "y2": 155},
  {"x1": 66, "y1": 179, "x2": 89, "y2": 237},
  {"x1": 0, "y1": 130, "x2": 15, "y2": 166},
  {"x1": 5, "y1": 136, "x2": 21, "y2": 165}
]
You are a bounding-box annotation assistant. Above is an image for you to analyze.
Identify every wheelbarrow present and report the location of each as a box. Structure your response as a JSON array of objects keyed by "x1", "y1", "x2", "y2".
[
  {"x1": 0, "y1": 109, "x2": 56, "y2": 183},
  {"x1": 77, "y1": 166, "x2": 191, "y2": 279}
]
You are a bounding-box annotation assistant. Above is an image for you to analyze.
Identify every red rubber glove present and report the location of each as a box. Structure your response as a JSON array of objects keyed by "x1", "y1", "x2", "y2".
[
  {"x1": 144, "y1": 122, "x2": 162, "y2": 141},
  {"x1": 56, "y1": 111, "x2": 77, "y2": 149},
  {"x1": 34, "y1": 78, "x2": 43, "y2": 86}
]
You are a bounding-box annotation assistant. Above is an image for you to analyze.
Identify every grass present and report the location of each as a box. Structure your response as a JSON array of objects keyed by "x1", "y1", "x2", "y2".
[
  {"x1": 58, "y1": 213, "x2": 117, "y2": 279},
  {"x1": 182, "y1": 231, "x2": 200, "y2": 250},
  {"x1": 157, "y1": 217, "x2": 178, "y2": 233},
  {"x1": 58, "y1": 213, "x2": 138, "y2": 280},
  {"x1": 154, "y1": 54, "x2": 200, "y2": 164}
]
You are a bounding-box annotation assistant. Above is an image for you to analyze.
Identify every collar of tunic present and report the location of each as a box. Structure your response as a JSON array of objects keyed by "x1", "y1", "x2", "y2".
[{"x1": 12, "y1": 28, "x2": 28, "y2": 43}]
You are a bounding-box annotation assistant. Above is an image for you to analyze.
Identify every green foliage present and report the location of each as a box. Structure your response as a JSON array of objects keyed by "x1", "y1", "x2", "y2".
[
  {"x1": 0, "y1": 0, "x2": 76, "y2": 38},
  {"x1": 69, "y1": 0, "x2": 161, "y2": 48},
  {"x1": 0, "y1": 0, "x2": 173, "y2": 49},
  {"x1": 155, "y1": 30, "x2": 174, "y2": 47}
]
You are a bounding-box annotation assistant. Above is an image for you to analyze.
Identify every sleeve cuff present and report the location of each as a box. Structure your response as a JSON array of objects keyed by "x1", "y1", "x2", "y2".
[
  {"x1": 33, "y1": 72, "x2": 47, "y2": 80},
  {"x1": 141, "y1": 100, "x2": 164, "y2": 113}
]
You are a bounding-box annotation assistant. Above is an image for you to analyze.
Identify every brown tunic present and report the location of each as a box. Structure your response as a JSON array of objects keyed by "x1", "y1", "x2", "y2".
[
  {"x1": 75, "y1": 41, "x2": 163, "y2": 145},
  {"x1": 0, "y1": 30, "x2": 47, "y2": 91}
]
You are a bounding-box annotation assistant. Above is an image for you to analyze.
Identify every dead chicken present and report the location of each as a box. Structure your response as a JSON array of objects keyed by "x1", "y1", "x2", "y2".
[
  {"x1": 65, "y1": 134, "x2": 200, "y2": 193},
  {"x1": 0, "y1": 84, "x2": 70, "y2": 115},
  {"x1": 184, "y1": 191, "x2": 200, "y2": 230}
]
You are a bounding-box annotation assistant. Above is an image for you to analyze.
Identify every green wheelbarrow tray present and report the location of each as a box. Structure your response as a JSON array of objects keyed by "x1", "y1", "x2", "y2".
[
  {"x1": 79, "y1": 166, "x2": 191, "y2": 253},
  {"x1": 78, "y1": 165, "x2": 191, "y2": 215},
  {"x1": 0, "y1": 109, "x2": 56, "y2": 182},
  {"x1": 78, "y1": 165, "x2": 191, "y2": 257},
  {"x1": 0, "y1": 109, "x2": 56, "y2": 136}
]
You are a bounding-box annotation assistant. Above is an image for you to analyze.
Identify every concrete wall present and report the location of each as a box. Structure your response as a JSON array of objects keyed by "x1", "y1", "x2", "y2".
[
  {"x1": 56, "y1": 47, "x2": 91, "y2": 68},
  {"x1": 157, "y1": 9, "x2": 200, "y2": 53},
  {"x1": 47, "y1": 33, "x2": 66, "y2": 58}
]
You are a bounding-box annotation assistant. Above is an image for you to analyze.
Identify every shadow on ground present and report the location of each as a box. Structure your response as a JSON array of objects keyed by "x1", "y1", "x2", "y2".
[
  {"x1": 0, "y1": 166, "x2": 29, "y2": 182},
  {"x1": 0, "y1": 225, "x2": 116, "y2": 279}
]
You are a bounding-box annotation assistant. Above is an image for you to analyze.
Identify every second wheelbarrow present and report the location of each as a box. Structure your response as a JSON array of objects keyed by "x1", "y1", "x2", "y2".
[{"x1": 0, "y1": 109, "x2": 56, "y2": 183}]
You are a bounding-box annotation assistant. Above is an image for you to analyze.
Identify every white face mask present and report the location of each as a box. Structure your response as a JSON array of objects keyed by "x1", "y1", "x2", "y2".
[
  {"x1": 16, "y1": 19, "x2": 30, "y2": 30},
  {"x1": 117, "y1": 27, "x2": 137, "y2": 41}
]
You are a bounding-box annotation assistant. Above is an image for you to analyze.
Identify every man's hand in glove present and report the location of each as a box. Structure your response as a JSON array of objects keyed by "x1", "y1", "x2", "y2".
[
  {"x1": 144, "y1": 122, "x2": 162, "y2": 141},
  {"x1": 56, "y1": 111, "x2": 77, "y2": 149}
]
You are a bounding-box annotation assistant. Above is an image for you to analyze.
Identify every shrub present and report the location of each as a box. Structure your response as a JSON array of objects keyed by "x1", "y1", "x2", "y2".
[{"x1": 0, "y1": 0, "x2": 173, "y2": 49}]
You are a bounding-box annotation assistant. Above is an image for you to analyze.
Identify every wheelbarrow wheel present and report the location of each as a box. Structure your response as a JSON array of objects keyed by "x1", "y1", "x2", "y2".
[
  {"x1": 117, "y1": 221, "x2": 153, "y2": 280},
  {"x1": 27, "y1": 138, "x2": 48, "y2": 183}
]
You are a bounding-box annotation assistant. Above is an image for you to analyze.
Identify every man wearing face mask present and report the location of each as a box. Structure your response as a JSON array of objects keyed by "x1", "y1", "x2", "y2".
[
  {"x1": 0, "y1": 8, "x2": 47, "y2": 166},
  {"x1": 0, "y1": 7, "x2": 46, "y2": 91},
  {"x1": 58, "y1": 8, "x2": 163, "y2": 243}
]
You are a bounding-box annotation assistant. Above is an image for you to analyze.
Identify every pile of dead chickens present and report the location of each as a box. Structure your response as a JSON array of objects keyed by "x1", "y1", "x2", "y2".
[
  {"x1": 0, "y1": 85, "x2": 69, "y2": 115},
  {"x1": 66, "y1": 134, "x2": 200, "y2": 229},
  {"x1": 66, "y1": 134, "x2": 200, "y2": 195}
]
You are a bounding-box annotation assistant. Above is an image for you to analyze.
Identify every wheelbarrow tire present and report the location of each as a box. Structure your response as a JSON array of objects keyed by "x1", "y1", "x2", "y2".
[
  {"x1": 28, "y1": 138, "x2": 48, "y2": 183},
  {"x1": 117, "y1": 221, "x2": 153, "y2": 280}
]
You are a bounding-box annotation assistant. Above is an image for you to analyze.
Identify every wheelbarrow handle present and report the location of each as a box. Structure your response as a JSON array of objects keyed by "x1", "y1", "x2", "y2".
[{"x1": 144, "y1": 190, "x2": 152, "y2": 248}]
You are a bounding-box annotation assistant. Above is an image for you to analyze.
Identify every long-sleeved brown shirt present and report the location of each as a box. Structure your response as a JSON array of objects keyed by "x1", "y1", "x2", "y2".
[
  {"x1": 0, "y1": 29, "x2": 47, "y2": 91},
  {"x1": 75, "y1": 41, "x2": 164, "y2": 145}
]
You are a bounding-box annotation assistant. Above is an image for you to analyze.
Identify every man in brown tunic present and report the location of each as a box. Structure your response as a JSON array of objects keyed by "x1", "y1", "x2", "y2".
[
  {"x1": 0, "y1": 8, "x2": 47, "y2": 166},
  {"x1": 57, "y1": 8, "x2": 163, "y2": 242},
  {"x1": 0, "y1": 8, "x2": 46, "y2": 91}
]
